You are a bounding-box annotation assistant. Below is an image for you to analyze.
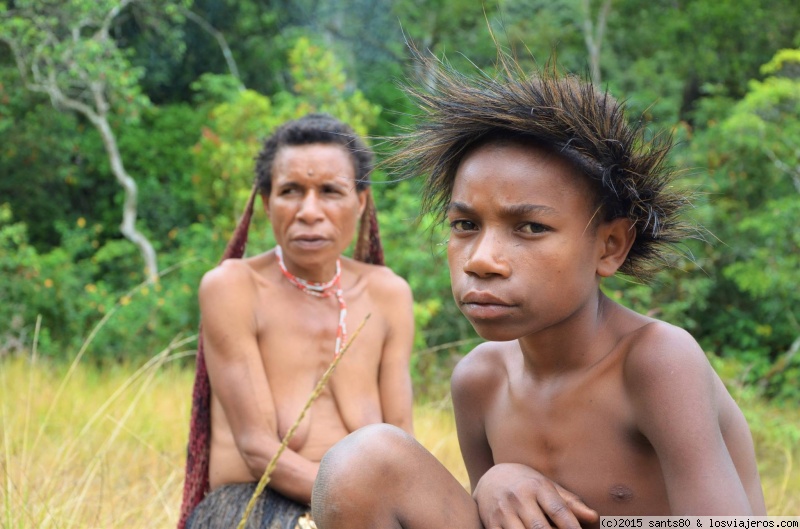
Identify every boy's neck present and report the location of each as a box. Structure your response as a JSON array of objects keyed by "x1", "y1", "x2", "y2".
[{"x1": 517, "y1": 292, "x2": 624, "y2": 380}]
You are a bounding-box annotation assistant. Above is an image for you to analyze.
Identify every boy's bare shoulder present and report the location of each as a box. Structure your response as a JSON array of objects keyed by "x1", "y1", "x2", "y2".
[
  {"x1": 621, "y1": 319, "x2": 716, "y2": 412},
  {"x1": 451, "y1": 341, "x2": 514, "y2": 403},
  {"x1": 622, "y1": 320, "x2": 709, "y2": 379}
]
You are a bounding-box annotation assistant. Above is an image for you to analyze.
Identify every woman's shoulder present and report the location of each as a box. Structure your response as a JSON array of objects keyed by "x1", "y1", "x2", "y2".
[
  {"x1": 200, "y1": 251, "x2": 276, "y2": 296},
  {"x1": 347, "y1": 258, "x2": 412, "y2": 297}
]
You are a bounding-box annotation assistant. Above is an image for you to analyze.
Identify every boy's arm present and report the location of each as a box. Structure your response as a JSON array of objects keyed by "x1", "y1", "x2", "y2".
[
  {"x1": 451, "y1": 347, "x2": 596, "y2": 529},
  {"x1": 625, "y1": 323, "x2": 754, "y2": 514}
]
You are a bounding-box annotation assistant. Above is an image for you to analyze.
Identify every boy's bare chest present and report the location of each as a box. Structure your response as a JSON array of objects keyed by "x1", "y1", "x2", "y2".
[{"x1": 483, "y1": 375, "x2": 671, "y2": 515}]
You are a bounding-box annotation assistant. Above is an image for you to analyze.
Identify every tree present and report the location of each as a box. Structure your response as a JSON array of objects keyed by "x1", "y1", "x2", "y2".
[
  {"x1": 610, "y1": 0, "x2": 800, "y2": 123},
  {"x1": 0, "y1": 0, "x2": 191, "y2": 283},
  {"x1": 686, "y1": 49, "x2": 800, "y2": 399},
  {"x1": 580, "y1": 0, "x2": 613, "y2": 85}
]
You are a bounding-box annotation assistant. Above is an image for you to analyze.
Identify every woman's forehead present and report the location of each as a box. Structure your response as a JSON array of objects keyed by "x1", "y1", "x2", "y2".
[
  {"x1": 275, "y1": 143, "x2": 353, "y2": 166},
  {"x1": 273, "y1": 144, "x2": 356, "y2": 180}
]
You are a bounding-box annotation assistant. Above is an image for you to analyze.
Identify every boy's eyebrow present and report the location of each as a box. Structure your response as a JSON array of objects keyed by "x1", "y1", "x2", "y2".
[{"x1": 448, "y1": 201, "x2": 557, "y2": 216}]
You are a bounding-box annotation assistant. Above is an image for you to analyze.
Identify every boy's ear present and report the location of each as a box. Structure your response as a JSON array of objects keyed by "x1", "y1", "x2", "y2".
[{"x1": 596, "y1": 217, "x2": 636, "y2": 277}]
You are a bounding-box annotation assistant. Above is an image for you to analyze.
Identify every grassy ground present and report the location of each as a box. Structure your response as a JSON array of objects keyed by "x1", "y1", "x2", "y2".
[{"x1": 1, "y1": 354, "x2": 798, "y2": 528}]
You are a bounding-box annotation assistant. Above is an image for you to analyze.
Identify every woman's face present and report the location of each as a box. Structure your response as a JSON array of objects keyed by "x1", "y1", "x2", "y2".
[{"x1": 265, "y1": 143, "x2": 365, "y2": 281}]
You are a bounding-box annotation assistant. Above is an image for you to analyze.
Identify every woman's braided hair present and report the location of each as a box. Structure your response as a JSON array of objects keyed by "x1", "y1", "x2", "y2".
[{"x1": 391, "y1": 51, "x2": 692, "y2": 281}]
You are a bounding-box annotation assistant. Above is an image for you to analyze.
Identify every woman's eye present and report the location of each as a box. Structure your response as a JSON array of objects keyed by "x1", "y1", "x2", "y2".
[{"x1": 450, "y1": 220, "x2": 477, "y2": 232}]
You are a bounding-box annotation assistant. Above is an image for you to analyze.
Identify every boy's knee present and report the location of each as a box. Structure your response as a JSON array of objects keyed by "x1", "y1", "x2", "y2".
[
  {"x1": 317, "y1": 423, "x2": 413, "y2": 487},
  {"x1": 312, "y1": 424, "x2": 414, "y2": 522}
]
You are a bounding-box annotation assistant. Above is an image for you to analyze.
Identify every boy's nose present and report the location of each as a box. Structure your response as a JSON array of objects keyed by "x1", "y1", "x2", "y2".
[{"x1": 463, "y1": 232, "x2": 510, "y2": 278}]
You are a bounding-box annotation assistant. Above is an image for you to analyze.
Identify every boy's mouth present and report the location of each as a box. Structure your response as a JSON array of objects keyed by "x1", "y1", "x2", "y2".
[
  {"x1": 461, "y1": 291, "x2": 511, "y2": 305},
  {"x1": 459, "y1": 291, "x2": 515, "y2": 319}
]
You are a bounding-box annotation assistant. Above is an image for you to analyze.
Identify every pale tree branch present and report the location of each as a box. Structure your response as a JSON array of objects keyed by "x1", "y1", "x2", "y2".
[
  {"x1": 180, "y1": 7, "x2": 243, "y2": 87},
  {"x1": 45, "y1": 74, "x2": 98, "y2": 120},
  {"x1": 0, "y1": 35, "x2": 30, "y2": 87},
  {"x1": 762, "y1": 143, "x2": 800, "y2": 194},
  {"x1": 759, "y1": 334, "x2": 800, "y2": 389},
  {"x1": 580, "y1": 0, "x2": 613, "y2": 86},
  {"x1": 1, "y1": 0, "x2": 161, "y2": 283},
  {"x1": 98, "y1": 0, "x2": 137, "y2": 40},
  {"x1": 92, "y1": 103, "x2": 159, "y2": 284}
]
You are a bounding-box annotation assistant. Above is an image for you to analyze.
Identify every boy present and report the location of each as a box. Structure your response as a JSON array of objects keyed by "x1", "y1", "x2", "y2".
[{"x1": 309, "y1": 55, "x2": 766, "y2": 528}]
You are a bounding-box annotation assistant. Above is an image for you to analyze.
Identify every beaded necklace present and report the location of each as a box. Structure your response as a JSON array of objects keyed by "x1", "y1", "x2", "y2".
[{"x1": 275, "y1": 245, "x2": 347, "y2": 357}]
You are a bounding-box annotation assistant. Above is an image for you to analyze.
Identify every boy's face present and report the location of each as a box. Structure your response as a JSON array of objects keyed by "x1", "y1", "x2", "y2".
[{"x1": 446, "y1": 139, "x2": 606, "y2": 342}]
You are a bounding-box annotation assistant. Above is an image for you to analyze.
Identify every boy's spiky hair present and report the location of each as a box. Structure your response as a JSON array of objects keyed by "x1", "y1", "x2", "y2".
[{"x1": 392, "y1": 51, "x2": 691, "y2": 281}]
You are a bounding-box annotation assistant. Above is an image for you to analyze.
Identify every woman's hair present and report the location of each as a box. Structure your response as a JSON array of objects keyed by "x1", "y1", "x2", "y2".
[
  {"x1": 390, "y1": 51, "x2": 692, "y2": 281},
  {"x1": 254, "y1": 113, "x2": 374, "y2": 194}
]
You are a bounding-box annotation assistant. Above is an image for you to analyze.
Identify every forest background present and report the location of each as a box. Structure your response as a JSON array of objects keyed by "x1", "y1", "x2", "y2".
[{"x1": 1, "y1": 0, "x2": 800, "y2": 523}]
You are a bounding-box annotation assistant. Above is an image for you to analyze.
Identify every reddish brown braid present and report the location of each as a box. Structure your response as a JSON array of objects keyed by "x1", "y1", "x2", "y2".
[
  {"x1": 177, "y1": 185, "x2": 383, "y2": 529},
  {"x1": 354, "y1": 188, "x2": 384, "y2": 265}
]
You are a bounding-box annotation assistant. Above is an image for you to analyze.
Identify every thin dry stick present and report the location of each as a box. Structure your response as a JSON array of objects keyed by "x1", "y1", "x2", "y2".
[{"x1": 236, "y1": 314, "x2": 371, "y2": 529}]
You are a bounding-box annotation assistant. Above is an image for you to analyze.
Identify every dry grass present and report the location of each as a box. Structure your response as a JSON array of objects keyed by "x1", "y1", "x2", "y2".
[
  {"x1": 1, "y1": 353, "x2": 193, "y2": 528},
  {"x1": 1, "y1": 355, "x2": 798, "y2": 528}
]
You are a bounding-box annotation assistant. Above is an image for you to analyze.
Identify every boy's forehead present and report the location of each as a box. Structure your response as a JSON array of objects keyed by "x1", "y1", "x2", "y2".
[
  {"x1": 454, "y1": 138, "x2": 585, "y2": 183},
  {"x1": 448, "y1": 138, "x2": 599, "y2": 210}
]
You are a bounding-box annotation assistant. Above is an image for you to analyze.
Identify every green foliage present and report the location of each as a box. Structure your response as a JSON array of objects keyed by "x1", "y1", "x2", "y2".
[
  {"x1": 611, "y1": 0, "x2": 800, "y2": 122},
  {"x1": 0, "y1": 66, "x2": 108, "y2": 250},
  {"x1": 0, "y1": 0, "x2": 180, "y2": 121},
  {"x1": 115, "y1": 103, "x2": 208, "y2": 244},
  {"x1": 683, "y1": 49, "x2": 800, "y2": 401},
  {"x1": 0, "y1": 204, "x2": 222, "y2": 363},
  {"x1": 0, "y1": 75, "x2": 207, "y2": 253}
]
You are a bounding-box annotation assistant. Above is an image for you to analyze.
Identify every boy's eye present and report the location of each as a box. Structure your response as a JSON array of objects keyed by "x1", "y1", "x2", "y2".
[
  {"x1": 519, "y1": 222, "x2": 548, "y2": 234},
  {"x1": 450, "y1": 220, "x2": 478, "y2": 232}
]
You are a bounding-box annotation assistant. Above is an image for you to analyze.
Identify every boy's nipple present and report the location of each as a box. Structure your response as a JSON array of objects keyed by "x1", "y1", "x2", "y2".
[{"x1": 609, "y1": 483, "x2": 634, "y2": 502}]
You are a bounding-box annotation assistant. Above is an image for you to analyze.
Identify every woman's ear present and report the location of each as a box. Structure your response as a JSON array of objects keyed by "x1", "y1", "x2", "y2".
[
  {"x1": 261, "y1": 191, "x2": 270, "y2": 217},
  {"x1": 357, "y1": 188, "x2": 367, "y2": 217},
  {"x1": 596, "y1": 217, "x2": 636, "y2": 277}
]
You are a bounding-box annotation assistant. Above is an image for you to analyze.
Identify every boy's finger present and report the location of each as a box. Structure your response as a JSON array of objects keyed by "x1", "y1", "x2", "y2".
[
  {"x1": 554, "y1": 484, "x2": 599, "y2": 523},
  {"x1": 533, "y1": 490, "x2": 582, "y2": 529}
]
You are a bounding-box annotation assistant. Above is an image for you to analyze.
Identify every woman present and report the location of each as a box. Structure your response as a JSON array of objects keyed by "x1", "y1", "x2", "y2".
[{"x1": 179, "y1": 114, "x2": 415, "y2": 529}]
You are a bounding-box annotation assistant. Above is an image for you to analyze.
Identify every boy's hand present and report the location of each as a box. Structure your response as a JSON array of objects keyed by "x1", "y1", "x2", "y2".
[{"x1": 473, "y1": 463, "x2": 598, "y2": 529}]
